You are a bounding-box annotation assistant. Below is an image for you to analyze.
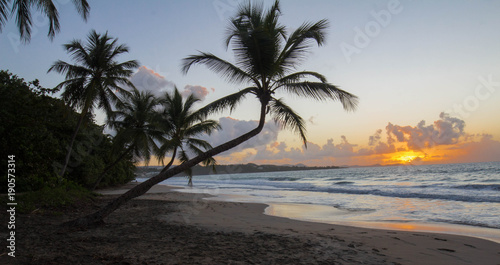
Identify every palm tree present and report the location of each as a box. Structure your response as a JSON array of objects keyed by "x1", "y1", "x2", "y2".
[
  {"x1": 66, "y1": 0, "x2": 358, "y2": 227},
  {"x1": 49, "y1": 30, "x2": 139, "y2": 178},
  {"x1": 155, "y1": 87, "x2": 220, "y2": 186},
  {"x1": 91, "y1": 88, "x2": 164, "y2": 190},
  {"x1": 0, "y1": 0, "x2": 90, "y2": 42}
]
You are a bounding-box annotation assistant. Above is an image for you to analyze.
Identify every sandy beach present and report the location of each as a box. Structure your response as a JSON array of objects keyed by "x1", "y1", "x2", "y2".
[{"x1": 3, "y1": 183, "x2": 499, "y2": 265}]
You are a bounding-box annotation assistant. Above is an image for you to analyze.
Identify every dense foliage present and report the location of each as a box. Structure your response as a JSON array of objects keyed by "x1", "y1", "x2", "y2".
[{"x1": 0, "y1": 70, "x2": 135, "y2": 193}]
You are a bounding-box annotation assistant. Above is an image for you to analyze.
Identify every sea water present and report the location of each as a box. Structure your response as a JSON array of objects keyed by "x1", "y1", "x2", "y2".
[{"x1": 137, "y1": 162, "x2": 500, "y2": 241}]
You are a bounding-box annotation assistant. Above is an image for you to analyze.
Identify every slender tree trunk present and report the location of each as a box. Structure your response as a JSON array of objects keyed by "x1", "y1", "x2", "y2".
[
  {"x1": 159, "y1": 148, "x2": 177, "y2": 175},
  {"x1": 91, "y1": 145, "x2": 135, "y2": 191},
  {"x1": 59, "y1": 109, "x2": 87, "y2": 177},
  {"x1": 64, "y1": 101, "x2": 268, "y2": 228}
]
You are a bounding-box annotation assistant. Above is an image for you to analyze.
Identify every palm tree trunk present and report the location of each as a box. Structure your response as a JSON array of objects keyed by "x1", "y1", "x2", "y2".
[
  {"x1": 59, "y1": 109, "x2": 87, "y2": 177},
  {"x1": 159, "y1": 148, "x2": 177, "y2": 175},
  {"x1": 91, "y1": 145, "x2": 135, "y2": 191},
  {"x1": 64, "y1": 101, "x2": 268, "y2": 228}
]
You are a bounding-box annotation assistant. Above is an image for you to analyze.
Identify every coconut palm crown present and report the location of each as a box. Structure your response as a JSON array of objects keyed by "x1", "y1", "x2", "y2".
[
  {"x1": 91, "y1": 88, "x2": 164, "y2": 190},
  {"x1": 182, "y1": 0, "x2": 358, "y2": 147},
  {"x1": 156, "y1": 87, "x2": 220, "y2": 184},
  {"x1": 108, "y1": 88, "x2": 164, "y2": 165}
]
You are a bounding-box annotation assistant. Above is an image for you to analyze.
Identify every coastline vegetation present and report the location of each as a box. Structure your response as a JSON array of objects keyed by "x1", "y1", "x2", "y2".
[{"x1": 0, "y1": 70, "x2": 135, "y2": 212}]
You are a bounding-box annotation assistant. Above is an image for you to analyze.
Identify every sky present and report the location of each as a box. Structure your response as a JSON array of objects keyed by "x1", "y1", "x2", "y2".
[{"x1": 1, "y1": 0, "x2": 500, "y2": 166}]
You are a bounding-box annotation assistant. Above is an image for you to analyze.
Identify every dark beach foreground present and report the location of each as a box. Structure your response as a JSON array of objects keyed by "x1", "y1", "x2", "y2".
[{"x1": 1, "y1": 183, "x2": 499, "y2": 265}]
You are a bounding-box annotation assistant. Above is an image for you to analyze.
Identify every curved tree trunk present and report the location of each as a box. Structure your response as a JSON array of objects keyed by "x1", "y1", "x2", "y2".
[
  {"x1": 64, "y1": 101, "x2": 268, "y2": 228},
  {"x1": 159, "y1": 147, "x2": 177, "y2": 175},
  {"x1": 59, "y1": 109, "x2": 87, "y2": 177},
  {"x1": 91, "y1": 145, "x2": 135, "y2": 191}
]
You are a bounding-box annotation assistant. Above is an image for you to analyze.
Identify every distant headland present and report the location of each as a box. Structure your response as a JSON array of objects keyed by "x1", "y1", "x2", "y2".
[{"x1": 136, "y1": 163, "x2": 343, "y2": 177}]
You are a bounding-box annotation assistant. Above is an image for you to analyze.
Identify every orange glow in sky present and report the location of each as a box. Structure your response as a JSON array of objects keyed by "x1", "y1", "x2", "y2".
[{"x1": 388, "y1": 150, "x2": 426, "y2": 164}]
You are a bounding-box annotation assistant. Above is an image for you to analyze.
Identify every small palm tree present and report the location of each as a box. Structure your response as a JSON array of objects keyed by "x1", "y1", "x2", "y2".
[
  {"x1": 0, "y1": 0, "x2": 90, "y2": 42},
  {"x1": 91, "y1": 88, "x2": 164, "y2": 190},
  {"x1": 67, "y1": 0, "x2": 358, "y2": 227},
  {"x1": 49, "y1": 30, "x2": 139, "y2": 177},
  {"x1": 156, "y1": 87, "x2": 220, "y2": 186}
]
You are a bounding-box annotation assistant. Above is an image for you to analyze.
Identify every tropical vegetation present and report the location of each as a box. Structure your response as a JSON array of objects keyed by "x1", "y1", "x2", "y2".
[
  {"x1": 0, "y1": 70, "x2": 135, "y2": 196},
  {"x1": 48, "y1": 30, "x2": 139, "y2": 178},
  {"x1": 91, "y1": 88, "x2": 164, "y2": 190},
  {"x1": 155, "y1": 87, "x2": 220, "y2": 185}
]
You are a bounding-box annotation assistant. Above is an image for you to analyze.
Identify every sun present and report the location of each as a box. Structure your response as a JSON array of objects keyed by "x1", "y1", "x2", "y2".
[{"x1": 391, "y1": 151, "x2": 425, "y2": 164}]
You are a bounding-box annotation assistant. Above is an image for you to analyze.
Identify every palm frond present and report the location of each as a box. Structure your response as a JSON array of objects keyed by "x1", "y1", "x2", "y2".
[
  {"x1": 270, "y1": 98, "x2": 307, "y2": 147},
  {"x1": 182, "y1": 52, "x2": 257, "y2": 85},
  {"x1": 13, "y1": 0, "x2": 32, "y2": 42},
  {"x1": 35, "y1": 0, "x2": 60, "y2": 40},
  {"x1": 0, "y1": 0, "x2": 9, "y2": 28},
  {"x1": 72, "y1": 0, "x2": 90, "y2": 20},
  {"x1": 273, "y1": 71, "x2": 327, "y2": 87},
  {"x1": 184, "y1": 120, "x2": 221, "y2": 137},
  {"x1": 178, "y1": 149, "x2": 190, "y2": 165},
  {"x1": 277, "y1": 19, "x2": 329, "y2": 72},
  {"x1": 196, "y1": 87, "x2": 255, "y2": 118},
  {"x1": 225, "y1": 2, "x2": 284, "y2": 78},
  {"x1": 186, "y1": 143, "x2": 217, "y2": 172},
  {"x1": 277, "y1": 81, "x2": 358, "y2": 111},
  {"x1": 186, "y1": 138, "x2": 214, "y2": 151},
  {"x1": 155, "y1": 140, "x2": 179, "y2": 164}
]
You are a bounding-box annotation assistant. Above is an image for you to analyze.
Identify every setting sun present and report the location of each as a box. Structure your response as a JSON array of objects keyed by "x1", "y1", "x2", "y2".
[{"x1": 391, "y1": 151, "x2": 426, "y2": 164}]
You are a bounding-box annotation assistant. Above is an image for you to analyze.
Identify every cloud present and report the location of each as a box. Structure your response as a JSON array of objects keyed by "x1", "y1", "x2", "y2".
[
  {"x1": 368, "y1": 129, "x2": 382, "y2": 146},
  {"x1": 451, "y1": 134, "x2": 500, "y2": 163},
  {"x1": 386, "y1": 112, "x2": 465, "y2": 151},
  {"x1": 129, "y1": 66, "x2": 174, "y2": 96},
  {"x1": 129, "y1": 66, "x2": 214, "y2": 101},
  {"x1": 181, "y1": 85, "x2": 213, "y2": 101},
  {"x1": 205, "y1": 112, "x2": 498, "y2": 167},
  {"x1": 204, "y1": 117, "x2": 280, "y2": 155}
]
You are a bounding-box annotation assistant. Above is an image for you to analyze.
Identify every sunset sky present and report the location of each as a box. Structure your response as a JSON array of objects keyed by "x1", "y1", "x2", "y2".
[{"x1": 2, "y1": 0, "x2": 500, "y2": 166}]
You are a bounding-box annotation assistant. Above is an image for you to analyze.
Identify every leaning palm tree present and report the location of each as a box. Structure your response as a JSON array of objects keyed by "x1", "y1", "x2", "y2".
[
  {"x1": 49, "y1": 30, "x2": 139, "y2": 178},
  {"x1": 66, "y1": 0, "x2": 357, "y2": 227},
  {"x1": 91, "y1": 88, "x2": 164, "y2": 190},
  {"x1": 0, "y1": 0, "x2": 90, "y2": 42},
  {"x1": 155, "y1": 87, "x2": 220, "y2": 186}
]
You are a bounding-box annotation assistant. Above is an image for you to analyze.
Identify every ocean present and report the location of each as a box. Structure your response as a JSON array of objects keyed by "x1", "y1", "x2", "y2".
[{"x1": 136, "y1": 161, "x2": 500, "y2": 242}]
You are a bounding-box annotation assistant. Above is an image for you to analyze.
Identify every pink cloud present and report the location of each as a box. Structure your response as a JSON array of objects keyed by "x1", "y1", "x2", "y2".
[{"x1": 181, "y1": 85, "x2": 214, "y2": 101}]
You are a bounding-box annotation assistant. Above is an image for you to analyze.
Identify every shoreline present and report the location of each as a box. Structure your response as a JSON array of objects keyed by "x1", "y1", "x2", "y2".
[
  {"x1": 151, "y1": 184, "x2": 500, "y2": 244},
  {"x1": 97, "y1": 182, "x2": 500, "y2": 264}
]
